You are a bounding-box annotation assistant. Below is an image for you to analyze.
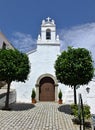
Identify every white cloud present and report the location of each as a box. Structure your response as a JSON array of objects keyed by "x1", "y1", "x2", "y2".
[
  {"x1": 11, "y1": 23, "x2": 95, "y2": 65},
  {"x1": 11, "y1": 32, "x2": 36, "y2": 53},
  {"x1": 59, "y1": 22, "x2": 95, "y2": 64}
]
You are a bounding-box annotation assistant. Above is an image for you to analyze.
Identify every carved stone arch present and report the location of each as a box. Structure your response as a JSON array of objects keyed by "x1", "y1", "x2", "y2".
[
  {"x1": 36, "y1": 73, "x2": 58, "y2": 85},
  {"x1": 35, "y1": 73, "x2": 58, "y2": 102}
]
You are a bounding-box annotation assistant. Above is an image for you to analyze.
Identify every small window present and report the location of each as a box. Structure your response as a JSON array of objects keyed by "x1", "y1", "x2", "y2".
[
  {"x1": 2, "y1": 42, "x2": 6, "y2": 49},
  {"x1": 46, "y1": 29, "x2": 51, "y2": 40}
]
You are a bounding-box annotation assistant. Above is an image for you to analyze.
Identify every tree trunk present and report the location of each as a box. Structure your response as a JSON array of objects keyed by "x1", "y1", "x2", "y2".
[
  {"x1": 74, "y1": 85, "x2": 77, "y2": 104},
  {"x1": 4, "y1": 82, "x2": 11, "y2": 110}
]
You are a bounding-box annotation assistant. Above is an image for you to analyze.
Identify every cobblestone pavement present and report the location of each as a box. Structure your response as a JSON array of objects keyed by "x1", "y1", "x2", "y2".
[{"x1": 0, "y1": 102, "x2": 79, "y2": 130}]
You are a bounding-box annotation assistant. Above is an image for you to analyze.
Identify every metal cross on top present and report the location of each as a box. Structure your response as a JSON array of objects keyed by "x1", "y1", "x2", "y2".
[{"x1": 46, "y1": 17, "x2": 51, "y2": 22}]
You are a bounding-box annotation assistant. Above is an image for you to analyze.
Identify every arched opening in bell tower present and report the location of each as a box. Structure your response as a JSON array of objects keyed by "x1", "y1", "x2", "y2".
[{"x1": 46, "y1": 29, "x2": 51, "y2": 40}]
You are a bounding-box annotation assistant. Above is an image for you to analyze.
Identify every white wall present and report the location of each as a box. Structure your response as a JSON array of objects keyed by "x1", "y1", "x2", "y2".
[{"x1": 11, "y1": 44, "x2": 61, "y2": 103}]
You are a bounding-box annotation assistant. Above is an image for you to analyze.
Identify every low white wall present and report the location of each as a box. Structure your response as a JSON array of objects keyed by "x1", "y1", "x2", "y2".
[{"x1": 0, "y1": 89, "x2": 16, "y2": 108}]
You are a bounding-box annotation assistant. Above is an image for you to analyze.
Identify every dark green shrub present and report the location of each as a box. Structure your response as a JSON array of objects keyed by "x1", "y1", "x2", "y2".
[
  {"x1": 31, "y1": 88, "x2": 36, "y2": 99},
  {"x1": 84, "y1": 105, "x2": 91, "y2": 119},
  {"x1": 71, "y1": 104, "x2": 91, "y2": 119},
  {"x1": 58, "y1": 90, "x2": 62, "y2": 99}
]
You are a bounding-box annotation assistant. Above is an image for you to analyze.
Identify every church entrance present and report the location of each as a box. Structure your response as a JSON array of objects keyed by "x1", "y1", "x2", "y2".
[
  {"x1": 39, "y1": 77, "x2": 55, "y2": 101},
  {"x1": 35, "y1": 73, "x2": 58, "y2": 102}
]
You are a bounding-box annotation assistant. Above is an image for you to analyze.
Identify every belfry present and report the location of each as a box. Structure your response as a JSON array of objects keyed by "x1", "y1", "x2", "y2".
[{"x1": 34, "y1": 17, "x2": 60, "y2": 102}]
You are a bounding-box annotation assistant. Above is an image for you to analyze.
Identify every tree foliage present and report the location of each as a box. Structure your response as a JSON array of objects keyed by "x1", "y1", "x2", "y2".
[
  {"x1": 55, "y1": 47, "x2": 94, "y2": 104},
  {"x1": 0, "y1": 49, "x2": 30, "y2": 109}
]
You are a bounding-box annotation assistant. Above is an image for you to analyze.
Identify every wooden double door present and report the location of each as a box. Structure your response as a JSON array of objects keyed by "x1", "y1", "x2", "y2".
[{"x1": 39, "y1": 77, "x2": 55, "y2": 101}]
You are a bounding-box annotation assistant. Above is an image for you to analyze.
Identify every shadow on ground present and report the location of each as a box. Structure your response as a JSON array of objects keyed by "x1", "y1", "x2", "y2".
[
  {"x1": 9, "y1": 103, "x2": 35, "y2": 111},
  {"x1": 58, "y1": 104, "x2": 72, "y2": 115}
]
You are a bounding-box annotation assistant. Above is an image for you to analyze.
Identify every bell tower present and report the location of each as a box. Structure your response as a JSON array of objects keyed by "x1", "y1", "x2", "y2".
[{"x1": 37, "y1": 17, "x2": 60, "y2": 45}]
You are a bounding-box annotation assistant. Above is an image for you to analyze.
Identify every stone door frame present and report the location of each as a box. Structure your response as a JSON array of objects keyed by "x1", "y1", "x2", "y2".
[{"x1": 35, "y1": 73, "x2": 58, "y2": 102}]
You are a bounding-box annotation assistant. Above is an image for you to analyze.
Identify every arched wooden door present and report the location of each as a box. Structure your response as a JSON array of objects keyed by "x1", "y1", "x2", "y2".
[{"x1": 39, "y1": 77, "x2": 55, "y2": 101}]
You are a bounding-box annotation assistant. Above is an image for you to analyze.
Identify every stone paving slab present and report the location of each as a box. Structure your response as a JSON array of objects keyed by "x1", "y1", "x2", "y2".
[{"x1": 0, "y1": 102, "x2": 79, "y2": 130}]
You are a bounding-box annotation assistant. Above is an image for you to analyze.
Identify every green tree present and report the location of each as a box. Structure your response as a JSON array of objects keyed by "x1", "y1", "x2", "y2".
[
  {"x1": 55, "y1": 47, "x2": 94, "y2": 104},
  {"x1": 0, "y1": 49, "x2": 30, "y2": 109}
]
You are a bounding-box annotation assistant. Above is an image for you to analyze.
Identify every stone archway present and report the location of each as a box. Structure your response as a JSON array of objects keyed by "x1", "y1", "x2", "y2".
[
  {"x1": 35, "y1": 73, "x2": 58, "y2": 102},
  {"x1": 39, "y1": 77, "x2": 55, "y2": 101}
]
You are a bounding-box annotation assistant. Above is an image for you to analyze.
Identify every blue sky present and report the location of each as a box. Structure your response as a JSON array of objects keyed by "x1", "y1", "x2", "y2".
[
  {"x1": 0, "y1": 0, "x2": 95, "y2": 38},
  {"x1": 0, "y1": 0, "x2": 95, "y2": 62}
]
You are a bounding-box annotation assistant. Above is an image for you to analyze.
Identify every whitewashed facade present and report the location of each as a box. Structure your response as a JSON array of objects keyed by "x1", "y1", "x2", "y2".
[
  {"x1": 11, "y1": 18, "x2": 95, "y2": 114},
  {"x1": 12, "y1": 17, "x2": 60, "y2": 102}
]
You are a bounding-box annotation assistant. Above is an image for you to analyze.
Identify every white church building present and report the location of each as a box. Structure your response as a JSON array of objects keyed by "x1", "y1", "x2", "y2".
[
  {"x1": 11, "y1": 17, "x2": 95, "y2": 114},
  {"x1": 12, "y1": 17, "x2": 64, "y2": 102}
]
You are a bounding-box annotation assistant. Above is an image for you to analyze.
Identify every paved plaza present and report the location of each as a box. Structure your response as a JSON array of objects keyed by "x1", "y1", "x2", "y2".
[{"x1": 0, "y1": 102, "x2": 80, "y2": 130}]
